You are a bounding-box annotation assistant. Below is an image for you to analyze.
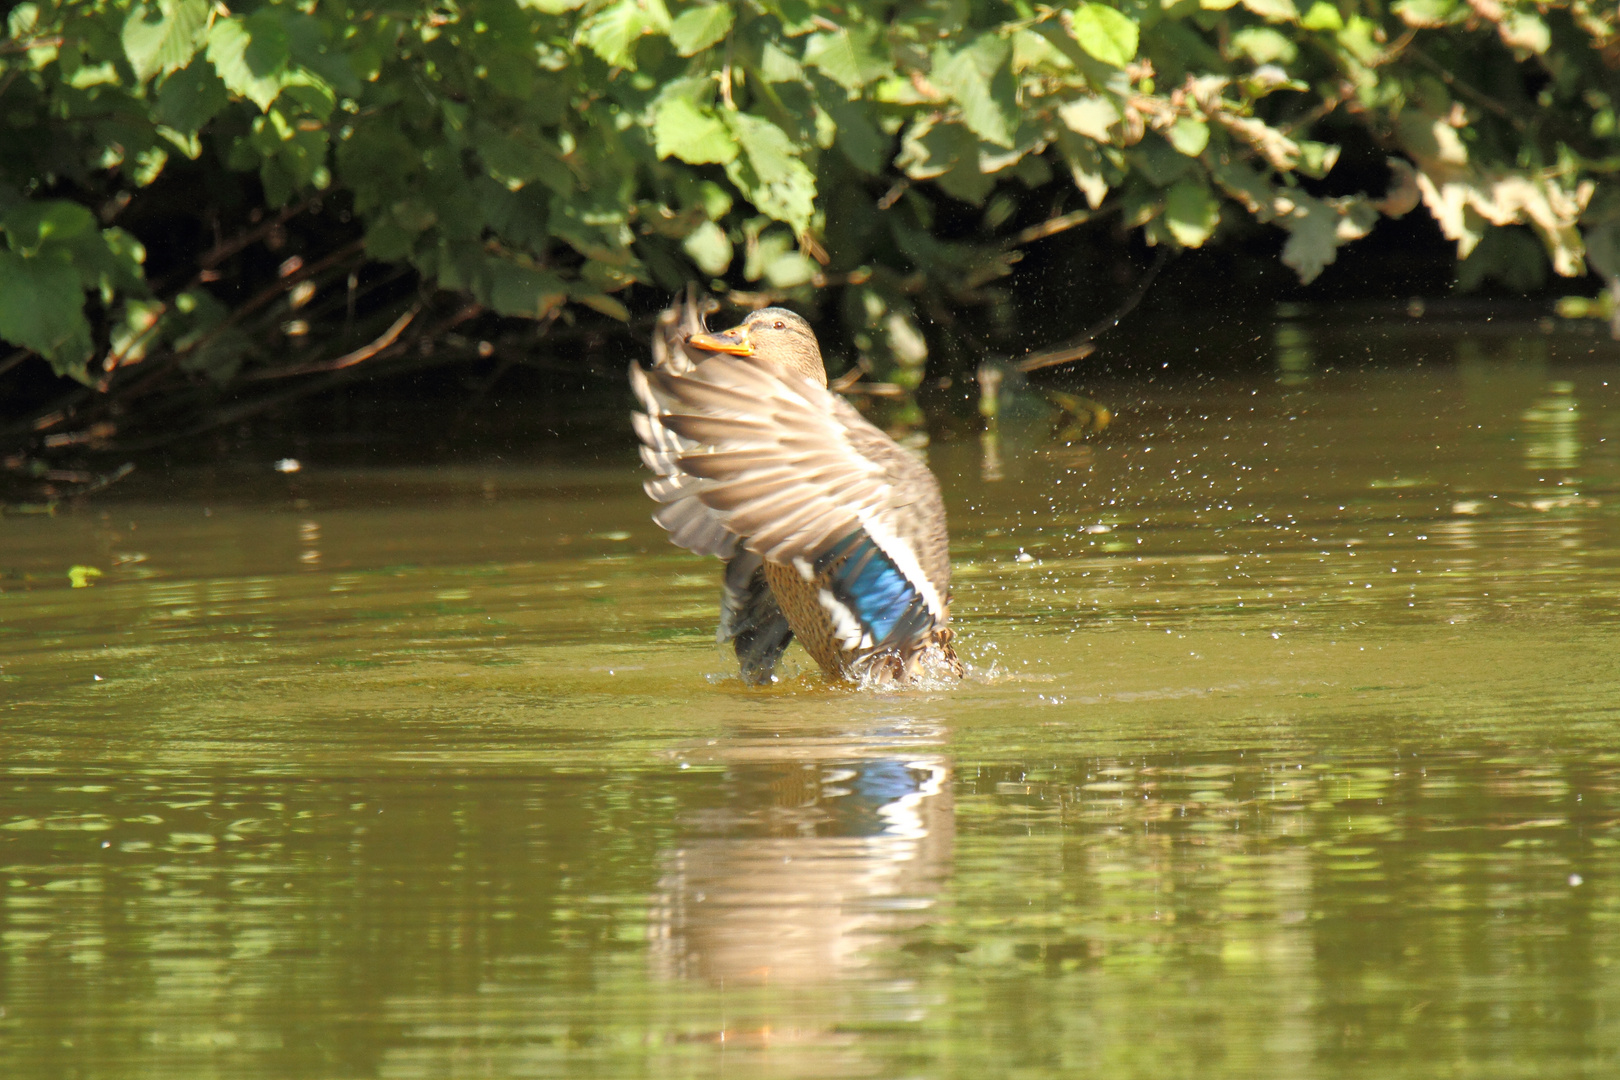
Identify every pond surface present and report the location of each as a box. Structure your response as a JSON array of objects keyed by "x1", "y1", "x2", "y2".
[{"x1": 4, "y1": 323, "x2": 1620, "y2": 1078}]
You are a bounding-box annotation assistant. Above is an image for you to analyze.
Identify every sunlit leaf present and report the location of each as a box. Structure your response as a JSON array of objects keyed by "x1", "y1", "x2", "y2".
[
  {"x1": 669, "y1": 3, "x2": 733, "y2": 56},
  {"x1": 1231, "y1": 27, "x2": 1297, "y2": 65},
  {"x1": 682, "y1": 220, "x2": 732, "y2": 274},
  {"x1": 1240, "y1": 0, "x2": 1298, "y2": 22},
  {"x1": 122, "y1": 0, "x2": 210, "y2": 83},
  {"x1": 1296, "y1": 140, "x2": 1340, "y2": 178},
  {"x1": 1390, "y1": 0, "x2": 1457, "y2": 28},
  {"x1": 931, "y1": 36, "x2": 1017, "y2": 148},
  {"x1": 1010, "y1": 28, "x2": 1072, "y2": 73},
  {"x1": 1168, "y1": 117, "x2": 1209, "y2": 156},
  {"x1": 1058, "y1": 95, "x2": 1120, "y2": 142},
  {"x1": 759, "y1": 42, "x2": 803, "y2": 82},
  {"x1": 803, "y1": 25, "x2": 891, "y2": 93},
  {"x1": 724, "y1": 112, "x2": 815, "y2": 231},
  {"x1": 653, "y1": 99, "x2": 739, "y2": 164},
  {"x1": 1300, "y1": 1, "x2": 1344, "y2": 29},
  {"x1": 1165, "y1": 179, "x2": 1220, "y2": 246},
  {"x1": 1498, "y1": 11, "x2": 1549, "y2": 54},
  {"x1": 577, "y1": 0, "x2": 672, "y2": 69},
  {"x1": 1066, "y1": 4, "x2": 1138, "y2": 68},
  {"x1": 207, "y1": 15, "x2": 287, "y2": 110},
  {"x1": 576, "y1": 292, "x2": 632, "y2": 320}
]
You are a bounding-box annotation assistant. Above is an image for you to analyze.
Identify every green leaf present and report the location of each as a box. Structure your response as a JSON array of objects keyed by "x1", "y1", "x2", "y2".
[
  {"x1": 1240, "y1": 0, "x2": 1298, "y2": 21},
  {"x1": 577, "y1": 0, "x2": 671, "y2": 69},
  {"x1": 1058, "y1": 95, "x2": 1120, "y2": 142},
  {"x1": 1165, "y1": 179, "x2": 1220, "y2": 247},
  {"x1": 931, "y1": 36, "x2": 1017, "y2": 148},
  {"x1": 7, "y1": 4, "x2": 39, "y2": 39},
  {"x1": 516, "y1": 0, "x2": 590, "y2": 11},
  {"x1": 475, "y1": 123, "x2": 573, "y2": 192},
  {"x1": 1458, "y1": 226, "x2": 1547, "y2": 292},
  {"x1": 179, "y1": 322, "x2": 251, "y2": 383},
  {"x1": 803, "y1": 25, "x2": 891, "y2": 93},
  {"x1": 1231, "y1": 27, "x2": 1297, "y2": 65},
  {"x1": 764, "y1": 248, "x2": 817, "y2": 288},
  {"x1": 1296, "y1": 140, "x2": 1339, "y2": 178},
  {"x1": 1168, "y1": 117, "x2": 1209, "y2": 156},
  {"x1": 3, "y1": 200, "x2": 96, "y2": 253},
  {"x1": 485, "y1": 261, "x2": 568, "y2": 318},
  {"x1": 669, "y1": 3, "x2": 733, "y2": 56},
  {"x1": 895, "y1": 120, "x2": 995, "y2": 204},
  {"x1": 653, "y1": 99, "x2": 739, "y2": 165},
  {"x1": 155, "y1": 60, "x2": 229, "y2": 133},
  {"x1": 1279, "y1": 193, "x2": 1340, "y2": 283},
  {"x1": 0, "y1": 250, "x2": 94, "y2": 380},
  {"x1": 1498, "y1": 11, "x2": 1550, "y2": 54},
  {"x1": 682, "y1": 220, "x2": 733, "y2": 275},
  {"x1": 819, "y1": 90, "x2": 889, "y2": 174},
  {"x1": 1058, "y1": 132, "x2": 1111, "y2": 207},
  {"x1": 723, "y1": 112, "x2": 816, "y2": 232},
  {"x1": 1011, "y1": 28, "x2": 1073, "y2": 73},
  {"x1": 56, "y1": 223, "x2": 148, "y2": 298},
  {"x1": 1390, "y1": 0, "x2": 1456, "y2": 27},
  {"x1": 206, "y1": 15, "x2": 287, "y2": 110},
  {"x1": 242, "y1": 8, "x2": 291, "y2": 74},
  {"x1": 1066, "y1": 4, "x2": 1138, "y2": 68},
  {"x1": 759, "y1": 42, "x2": 804, "y2": 82},
  {"x1": 576, "y1": 292, "x2": 632, "y2": 320},
  {"x1": 1300, "y1": 1, "x2": 1344, "y2": 29},
  {"x1": 122, "y1": 0, "x2": 210, "y2": 83},
  {"x1": 1128, "y1": 134, "x2": 1193, "y2": 186},
  {"x1": 1586, "y1": 223, "x2": 1620, "y2": 280}
]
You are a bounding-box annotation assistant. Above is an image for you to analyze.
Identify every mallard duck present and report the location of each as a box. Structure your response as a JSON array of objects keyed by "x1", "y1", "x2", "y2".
[{"x1": 630, "y1": 295, "x2": 963, "y2": 684}]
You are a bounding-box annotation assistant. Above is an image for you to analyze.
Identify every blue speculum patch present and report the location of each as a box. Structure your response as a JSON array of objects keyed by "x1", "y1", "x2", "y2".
[{"x1": 818, "y1": 531, "x2": 924, "y2": 646}]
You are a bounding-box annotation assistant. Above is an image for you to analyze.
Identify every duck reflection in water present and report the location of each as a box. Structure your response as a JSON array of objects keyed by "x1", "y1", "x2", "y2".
[{"x1": 649, "y1": 725, "x2": 953, "y2": 985}]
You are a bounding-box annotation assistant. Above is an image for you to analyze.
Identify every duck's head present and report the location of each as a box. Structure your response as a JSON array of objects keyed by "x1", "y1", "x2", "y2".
[{"x1": 687, "y1": 307, "x2": 825, "y2": 387}]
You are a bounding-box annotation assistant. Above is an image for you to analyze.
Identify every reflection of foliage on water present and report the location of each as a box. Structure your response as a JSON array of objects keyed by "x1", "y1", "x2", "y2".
[
  {"x1": 6, "y1": 0, "x2": 1620, "y2": 500},
  {"x1": 4, "y1": 745, "x2": 1618, "y2": 1077}
]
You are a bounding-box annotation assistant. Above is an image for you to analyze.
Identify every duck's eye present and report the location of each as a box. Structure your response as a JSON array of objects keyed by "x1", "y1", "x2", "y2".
[{"x1": 773, "y1": 320, "x2": 785, "y2": 330}]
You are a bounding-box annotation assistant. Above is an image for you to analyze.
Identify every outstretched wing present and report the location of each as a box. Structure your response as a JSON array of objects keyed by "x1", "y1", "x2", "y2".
[
  {"x1": 630, "y1": 291, "x2": 737, "y2": 559},
  {"x1": 631, "y1": 292, "x2": 794, "y2": 672},
  {"x1": 650, "y1": 354, "x2": 952, "y2": 656}
]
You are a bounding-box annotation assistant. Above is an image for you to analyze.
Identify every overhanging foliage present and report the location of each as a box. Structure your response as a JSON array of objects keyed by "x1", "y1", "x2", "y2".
[{"x1": 0, "y1": 0, "x2": 1616, "y2": 459}]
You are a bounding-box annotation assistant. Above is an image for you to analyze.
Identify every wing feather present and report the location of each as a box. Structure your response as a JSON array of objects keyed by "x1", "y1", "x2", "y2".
[
  {"x1": 650, "y1": 354, "x2": 951, "y2": 617},
  {"x1": 628, "y1": 290, "x2": 740, "y2": 560}
]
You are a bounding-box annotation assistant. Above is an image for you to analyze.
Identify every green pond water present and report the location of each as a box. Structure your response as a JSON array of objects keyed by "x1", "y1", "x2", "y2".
[{"x1": 4, "y1": 323, "x2": 1620, "y2": 1078}]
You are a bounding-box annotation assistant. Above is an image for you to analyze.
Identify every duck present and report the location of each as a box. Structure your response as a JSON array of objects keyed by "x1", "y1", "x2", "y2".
[{"x1": 630, "y1": 294, "x2": 963, "y2": 685}]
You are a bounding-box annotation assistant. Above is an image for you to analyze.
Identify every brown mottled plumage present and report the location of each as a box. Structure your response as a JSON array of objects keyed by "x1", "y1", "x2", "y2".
[{"x1": 631, "y1": 294, "x2": 962, "y2": 684}]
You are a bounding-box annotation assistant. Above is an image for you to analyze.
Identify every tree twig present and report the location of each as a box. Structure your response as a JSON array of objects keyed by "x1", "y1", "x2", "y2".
[
  {"x1": 1406, "y1": 44, "x2": 1526, "y2": 131},
  {"x1": 1014, "y1": 247, "x2": 1171, "y2": 373},
  {"x1": 1003, "y1": 208, "x2": 1092, "y2": 249},
  {"x1": 247, "y1": 303, "x2": 421, "y2": 379}
]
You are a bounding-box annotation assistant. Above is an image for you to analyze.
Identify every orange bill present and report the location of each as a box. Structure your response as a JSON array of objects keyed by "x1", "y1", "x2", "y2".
[{"x1": 687, "y1": 328, "x2": 754, "y2": 356}]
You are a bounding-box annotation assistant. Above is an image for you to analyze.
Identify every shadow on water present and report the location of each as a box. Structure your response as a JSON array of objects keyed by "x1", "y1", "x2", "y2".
[{"x1": 2, "y1": 314, "x2": 1620, "y2": 1077}]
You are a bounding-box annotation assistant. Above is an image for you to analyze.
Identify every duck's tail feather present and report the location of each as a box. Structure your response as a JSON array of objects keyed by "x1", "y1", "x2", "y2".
[{"x1": 719, "y1": 551, "x2": 794, "y2": 684}]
